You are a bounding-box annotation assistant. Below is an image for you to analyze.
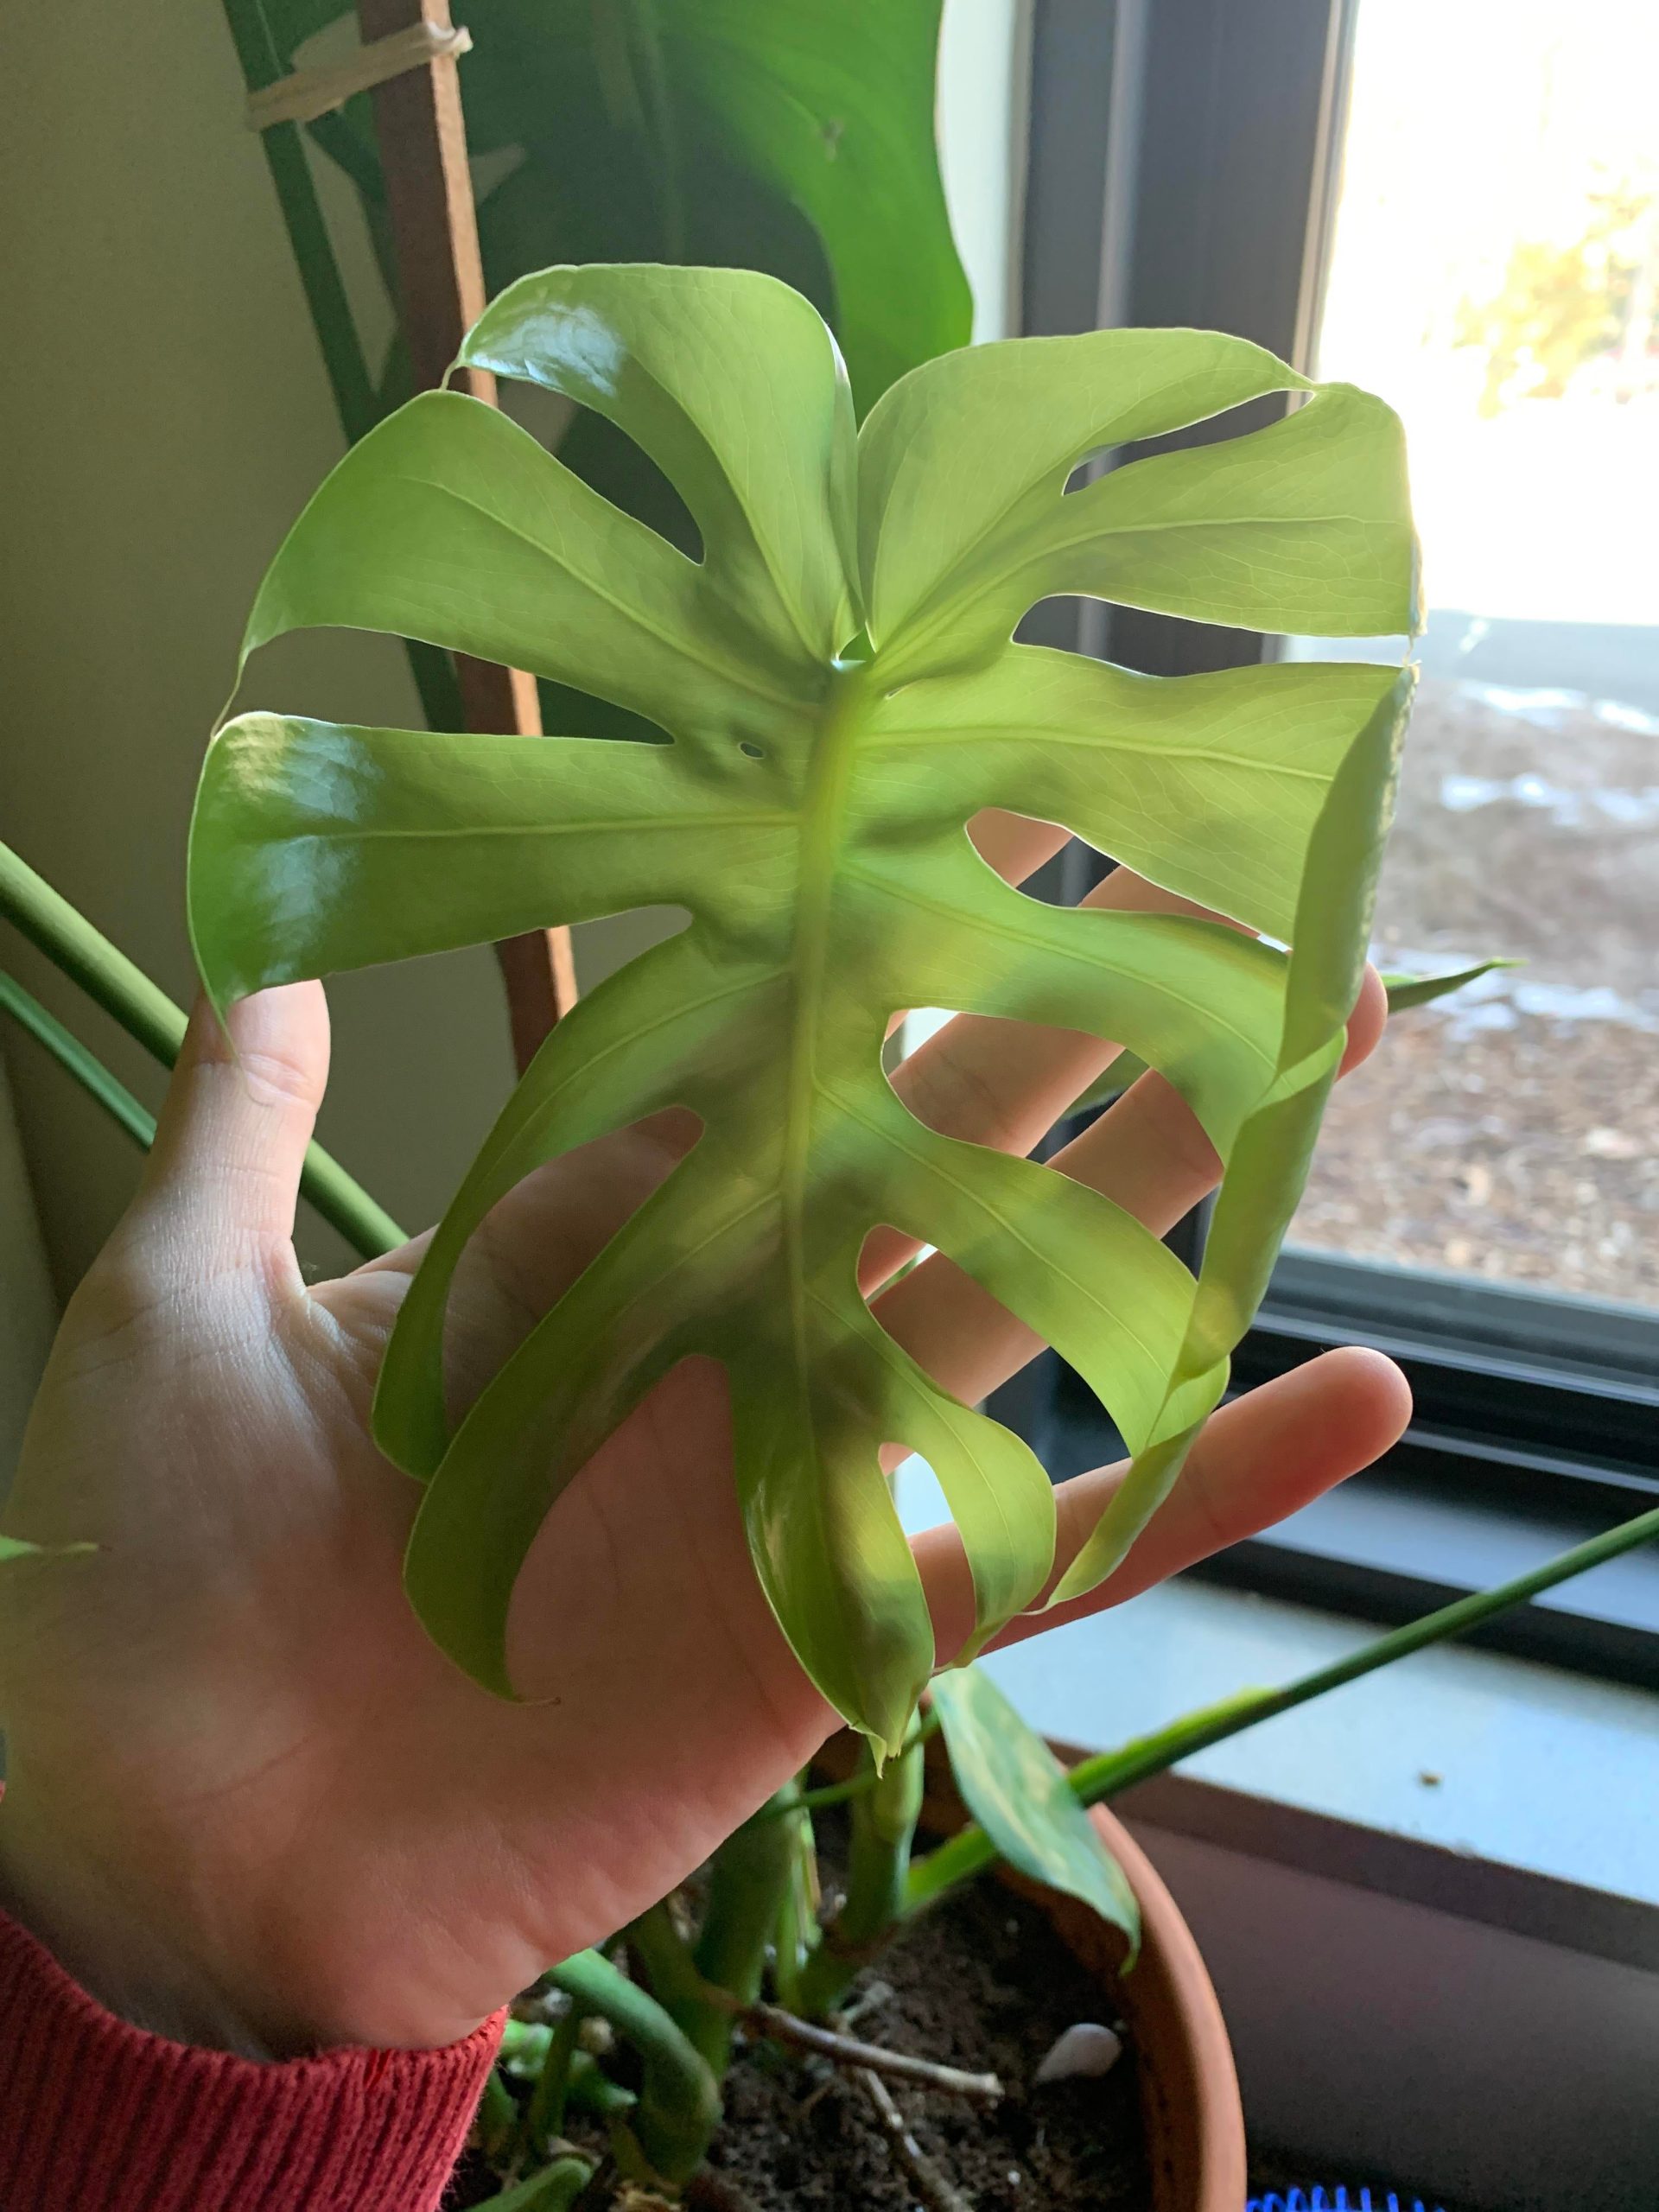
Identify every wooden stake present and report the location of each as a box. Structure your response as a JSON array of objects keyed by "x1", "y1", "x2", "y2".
[{"x1": 355, "y1": 0, "x2": 578, "y2": 1071}]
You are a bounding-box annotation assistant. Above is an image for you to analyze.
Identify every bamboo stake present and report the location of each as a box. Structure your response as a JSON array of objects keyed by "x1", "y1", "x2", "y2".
[{"x1": 354, "y1": 0, "x2": 577, "y2": 1071}]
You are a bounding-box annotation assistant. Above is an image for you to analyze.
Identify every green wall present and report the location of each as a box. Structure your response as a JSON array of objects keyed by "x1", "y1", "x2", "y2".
[{"x1": 0, "y1": 2, "x2": 1023, "y2": 1322}]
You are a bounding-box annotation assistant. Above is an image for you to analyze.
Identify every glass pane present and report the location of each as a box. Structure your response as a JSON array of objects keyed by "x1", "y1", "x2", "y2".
[{"x1": 1288, "y1": 0, "x2": 1659, "y2": 1307}]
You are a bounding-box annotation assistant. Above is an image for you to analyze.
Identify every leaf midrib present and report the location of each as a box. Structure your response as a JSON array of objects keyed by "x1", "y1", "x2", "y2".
[
  {"x1": 865, "y1": 723, "x2": 1328, "y2": 777},
  {"x1": 780, "y1": 667, "x2": 868, "y2": 1408},
  {"x1": 884, "y1": 504, "x2": 1395, "y2": 676}
]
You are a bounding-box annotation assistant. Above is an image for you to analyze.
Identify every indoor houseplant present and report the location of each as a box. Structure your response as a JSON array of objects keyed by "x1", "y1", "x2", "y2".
[
  {"x1": 3, "y1": 11, "x2": 1656, "y2": 2207},
  {"x1": 3, "y1": 256, "x2": 1654, "y2": 2200},
  {"x1": 177, "y1": 255, "x2": 1413, "y2": 2202}
]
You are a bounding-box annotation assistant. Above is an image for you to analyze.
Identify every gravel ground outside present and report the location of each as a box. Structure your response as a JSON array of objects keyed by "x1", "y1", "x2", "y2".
[{"x1": 1290, "y1": 670, "x2": 1659, "y2": 1308}]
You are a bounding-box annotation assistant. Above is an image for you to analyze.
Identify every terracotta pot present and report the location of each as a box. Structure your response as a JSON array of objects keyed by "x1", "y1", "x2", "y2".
[{"x1": 820, "y1": 1732, "x2": 1247, "y2": 2212}]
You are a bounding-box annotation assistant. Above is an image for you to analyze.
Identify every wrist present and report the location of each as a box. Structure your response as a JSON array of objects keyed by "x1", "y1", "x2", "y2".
[
  {"x1": 0, "y1": 1800, "x2": 279, "y2": 2058},
  {"x1": 0, "y1": 1782, "x2": 494, "y2": 2057}
]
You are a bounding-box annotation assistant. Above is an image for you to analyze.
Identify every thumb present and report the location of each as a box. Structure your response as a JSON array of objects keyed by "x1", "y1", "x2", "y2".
[{"x1": 130, "y1": 983, "x2": 330, "y2": 1263}]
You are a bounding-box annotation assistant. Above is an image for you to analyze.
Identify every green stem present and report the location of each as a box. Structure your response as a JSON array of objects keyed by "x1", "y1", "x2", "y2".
[
  {"x1": 546, "y1": 1950, "x2": 721, "y2": 2187},
  {"x1": 627, "y1": 1897, "x2": 737, "y2": 2083},
  {"x1": 477, "y1": 2065, "x2": 518, "y2": 2163},
  {"x1": 0, "y1": 973, "x2": 156, "y2": 1150},
  {"x1": 751, "y1": 1711, "x2": 943, "y2": 1821},
  {"x1": 0, "y1": 842, "x2": 405, "y2": 1261},
  {"x1": 219, "y1": 0, "x2": 379, "y2": 443},
  {"x1": 518, "y1": 2001, "x2": 588, "y2": 2156},
  {"x1": 480, "y1": 2158, "x2": 594, "y2": 2211},
  {"x1": 798, "y1": 1735, "x2": 924, "y2": 2018},
  {"x1": 218, "y1": 3, "x2": 467, "y2": 738},
  {"x1": 771, "y1": 1796, "x2": 819, "y2": 2013},
  {"x1": 688, "y1": 1790, "x2": 802, "y2": 2071},
  {"x1": 906, "y1": 1501, "x2": 1659, "y2": 1912}
]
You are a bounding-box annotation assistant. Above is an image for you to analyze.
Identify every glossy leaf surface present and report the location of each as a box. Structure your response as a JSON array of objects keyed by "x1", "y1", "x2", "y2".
[
  {"x1": 190, "y1": 264, "x2": 1414, "y2": 1751},
  {"x1": 929, "y1": 1666, "x2": 1140, "y2": 1958}
]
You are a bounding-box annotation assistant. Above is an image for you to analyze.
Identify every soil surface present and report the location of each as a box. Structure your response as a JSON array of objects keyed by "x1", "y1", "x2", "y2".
[
  {"x1": 448, "y1": 1848, "x2": 1149, "y2": 2210},
  {"x1": 704, "y1": 1867, "x2": 1147, "y2": 2211}
]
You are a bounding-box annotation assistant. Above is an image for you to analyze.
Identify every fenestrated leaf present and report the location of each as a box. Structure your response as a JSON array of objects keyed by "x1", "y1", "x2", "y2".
[
  {"x1": 261, "y1": 0, "x2": 966, "y2": 741},
  {"x1": 858, "y1": 331, "x2": 1416, "y2": 679},
  {"x1": 929, "y1": 1666, "x2": 1140, "y2": 1960},
  {"x1": 190, "y1": 265, "x2": 1415, "y2": 1751}
]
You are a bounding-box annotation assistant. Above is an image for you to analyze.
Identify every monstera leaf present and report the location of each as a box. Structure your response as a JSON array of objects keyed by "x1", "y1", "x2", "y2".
[
  {"x1": 188, "y1": 264, "x2": 1415, "y2": 1751},
  {"x1": 256, "y1": 0, "x2": 968, "y2": 743},
  {"x1": 267, "y1": 0, "x2": 969, "y2": 415}
]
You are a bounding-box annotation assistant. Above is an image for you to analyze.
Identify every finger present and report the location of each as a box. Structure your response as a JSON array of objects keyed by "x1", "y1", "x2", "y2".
[
  {"x1": 865, "y1": 864, "x2": 1230, "y2": 1288},
  {"x1": 913, "y1": 1346, "x2": 1412, "y2": 1663},
  {"x1": 965, "y1": 807, "x2": 1071, "y2": 882},
  {"x1": 874, "y1": 942, "x2": 1383, "y2": 1397},
  {"x1": 130, "y1": 984, "x2": 330, "y2": 1266}
]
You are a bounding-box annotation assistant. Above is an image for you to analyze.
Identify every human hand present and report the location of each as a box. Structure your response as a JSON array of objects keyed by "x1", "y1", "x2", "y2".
[{"x1": 0, "y1": 829, "x2": 1408, "y2": 2056}]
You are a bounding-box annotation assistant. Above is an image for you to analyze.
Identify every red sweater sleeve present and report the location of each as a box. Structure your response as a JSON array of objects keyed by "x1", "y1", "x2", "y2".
[{"x1": 0, "y1": 1908, "x2": 504, "y2": 2211}]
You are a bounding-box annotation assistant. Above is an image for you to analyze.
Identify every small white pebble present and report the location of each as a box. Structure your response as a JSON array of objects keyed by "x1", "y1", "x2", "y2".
[
  {"x1": 1034, "y1": 2021, "x2": 1124, "y2": 2085},
  {"x1": 1007, "y1": 2168, "x2": 1023, "y2": 2186}
]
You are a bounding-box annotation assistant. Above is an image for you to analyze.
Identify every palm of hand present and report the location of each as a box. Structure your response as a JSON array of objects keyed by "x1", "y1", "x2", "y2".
[{"x1": 0, "y1": 965, "x2": 1406, "y2": 2055}]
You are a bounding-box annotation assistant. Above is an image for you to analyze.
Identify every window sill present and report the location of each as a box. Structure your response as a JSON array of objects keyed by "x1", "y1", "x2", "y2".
[{"x1": 897, "y1": 1465, "x2": 1659, "y2": 1967}]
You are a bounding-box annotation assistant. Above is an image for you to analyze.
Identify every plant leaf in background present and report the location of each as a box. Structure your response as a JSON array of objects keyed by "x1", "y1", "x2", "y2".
[
  {"x1": 1071, "y1": 959, "x2": 1514, "y2": 1115},
  {"x1": 188, "y1": 263, "x2": 1415, "y2": 1751},
  {"x1": 1382, "y1": 957, "x2": 1516, "y2": 1013},
  {"x1": 929, "y1": 1666, "x2": 1140, "y2": 1957},
  {"x1": 258, "y1": 0, "x2": 972, "y2": 738}
]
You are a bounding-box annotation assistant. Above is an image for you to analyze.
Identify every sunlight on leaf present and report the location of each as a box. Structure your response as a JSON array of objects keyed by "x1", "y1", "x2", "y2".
[{"x1": 189, "y1": 264, "x2": 1415, "y2": 1751}]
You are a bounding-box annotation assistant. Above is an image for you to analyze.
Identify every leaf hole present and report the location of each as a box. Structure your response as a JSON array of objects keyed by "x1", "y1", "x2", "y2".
[
  {"x1": 739, "y1": 741, "x2": 766, "y2": 760},
  {"x1": 886, "y1": 1009, "x2": 1122, "y2": 1161}
]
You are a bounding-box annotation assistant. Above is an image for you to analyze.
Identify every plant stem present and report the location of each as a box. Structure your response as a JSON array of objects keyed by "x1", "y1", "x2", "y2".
[
  {"x1": 0, "y1": 842, "x2": 405, "y2": 1261},
  {"x1": 628, "y1": 1897, "x2": 741, "y2": 2084},
  {"x1": 750, "y1": 1712, "x2": 943, "y2": 1821},
  {"x1": 218, "y1": 3, "x2": 467, "y2": 737},
  {"x1": 741, "y1": 2002, "x2": 1001, "y2": 2102},
  {"x1": 546, "y1": 1950, "x2": 721, "y2": 2188},
  {"x1": 479, "y1": 2156, "x2": 594, "y2": 2210},
  {"x1": 219, "y1": 0, "x2": 380, "y2": 443},
  {"x1": 514, "y1": 1999, "x2": 585, "y2": 2161},
  {"x1": 476, "y1": 2064, "x2": 518, "y2": 2163},
  {"x1": 0, "y1": 973, "x2": 156, "y2": 1150},
  {"x1": 683, "y1": 1789, "x2": 803, "y2": 2074},
  {"x1": 799, "y1": 1734, "x2": 924, "y2": 2018},
  {"x1": 906, "y1": 1501, "x2": 1659, "y2": 1912},
  {"x1": 770, "y1": 1794, "x2": 818, "y2": 2012}
]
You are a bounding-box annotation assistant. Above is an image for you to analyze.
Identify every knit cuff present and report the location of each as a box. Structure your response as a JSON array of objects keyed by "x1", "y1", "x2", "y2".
[{"x1": 0, "y1": 1908, "x2": 504, "y2": 2211}]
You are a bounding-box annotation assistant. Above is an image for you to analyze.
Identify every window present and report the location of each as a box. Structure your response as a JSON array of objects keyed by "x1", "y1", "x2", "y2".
[
  {"x1": 1009, "y1": 0, "x2": 1659, "y2": 1684},
  {"x1": 1288, "y1": 0, "x2": 1659, "y2": 1309}
]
